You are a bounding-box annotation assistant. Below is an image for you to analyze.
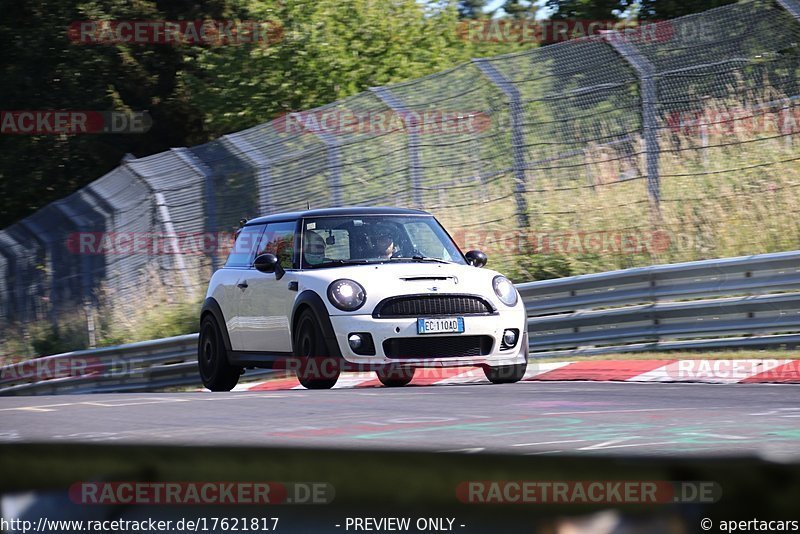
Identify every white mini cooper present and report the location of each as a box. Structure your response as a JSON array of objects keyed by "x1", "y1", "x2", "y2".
[{"x1": 199, "y1": 207, "x2": 528, "y2": 390}]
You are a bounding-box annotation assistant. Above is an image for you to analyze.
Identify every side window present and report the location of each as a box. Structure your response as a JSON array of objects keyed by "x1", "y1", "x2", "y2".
[
  {"x1": 257, "y1": 221, "x2": 296, "y2": 269},
  {"x1": 225, "y1": 225, "x2": 265, "y2": 268}
]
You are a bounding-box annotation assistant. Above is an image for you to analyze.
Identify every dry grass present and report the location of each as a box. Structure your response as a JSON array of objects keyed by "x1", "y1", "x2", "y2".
[{"x1": 446, "y1": 96, "x2": 800, "y2": 282}]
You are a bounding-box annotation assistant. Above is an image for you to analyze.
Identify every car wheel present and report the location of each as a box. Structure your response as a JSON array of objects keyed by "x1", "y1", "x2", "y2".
[
  {"x1": 376, "y1": 365, "x2": 415, "y2": 387},
  {"x1": 484, "y1": 360, "x2": 527, "y2": 384},
  {"x1": 198, "y1": 315, "x2": 241, "y2": 391},
  {"x1": 294, "y1": 309, "x2": 340, "y2": 389}
]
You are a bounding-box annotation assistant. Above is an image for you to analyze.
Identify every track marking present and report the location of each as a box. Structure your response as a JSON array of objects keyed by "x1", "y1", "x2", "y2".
[
  {"x1": 0, "y1": 431, "x2": 21, "y2": 441},
  {"x1": 511, "y1": 439, "x2": 586, "y2": 447},
  {"x1": 0, "y1": 393, "x2": 297, "y2": 413},
  {"x1": 749, "y1": 408, "x2": 800, "y2": 416},
  {"x1": 1, "y1": 406, "x2": 59, "y2": 412},
  {"x1": 680, "y1": 432, "x2": 748, "y2": 440},
  {"x1": 580, "y1": 440, "x2": 682, "y2": 450},
  {"x1": 83, "y1": 397, "x2": 192, "y2": 407},
  {"x1": 578, "y1": 437, "x2": 642, "y2": 450},
  {"x1": 542, "y1": 407, "x2": 721, "y2": 415}
]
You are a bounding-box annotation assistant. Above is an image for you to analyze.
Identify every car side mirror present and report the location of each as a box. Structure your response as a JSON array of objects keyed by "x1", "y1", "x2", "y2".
[
  {"x1": 254, "y1": 253, "x2": 285, "y2": 280},
  {"x1": 465, "y1": 250, "x2": 487, "y2": 268}
]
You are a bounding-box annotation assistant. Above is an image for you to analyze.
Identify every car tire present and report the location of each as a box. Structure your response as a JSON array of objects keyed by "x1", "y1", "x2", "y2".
[
  {"x1": 198, "y1": 315, "x2": 241, "y2": 391},
  {"x1": 376, "y1": 366, "x2": 415, "y2": 387},
  {"x1": 484, "y1": 360, "x2": 527, "y2": 384},
  {"x1": 294, "y1": 309, "x2": 340, "y2": 389}
]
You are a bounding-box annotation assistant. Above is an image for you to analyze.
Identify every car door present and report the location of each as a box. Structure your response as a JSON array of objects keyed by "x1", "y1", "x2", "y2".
[
  {"x1": 222, "y1": 223, "x2": 266, "y2": 351},
  {"x1": 236, "y1": 220, "x2": 298, "y2": 353}
]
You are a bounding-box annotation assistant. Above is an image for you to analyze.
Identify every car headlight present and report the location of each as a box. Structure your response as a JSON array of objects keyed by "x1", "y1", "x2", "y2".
[
  {"x1": 492, "y1": 275, "x2": 518, "y2": 307},
  {"x1": 327, "y1": 279, "x2": 367, "y2": 311}
]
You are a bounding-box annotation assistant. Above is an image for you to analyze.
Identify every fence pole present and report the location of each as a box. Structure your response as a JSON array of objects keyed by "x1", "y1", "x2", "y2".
[
  {"x1": 222, "y1": 134, "x2": 274, "y2": 216},
  {"x1": 603, "y1": 33, "x2": 661, "y2": 221},
  {"x1": 370, "y1": 87, "x2": 423, "y2": 209},
  {"x1": 52, "y1": 200, "x2": 97, "y2": 348},
  {"x1": 172, "y1": 148, "x2": 219, "y2": 272},
  {"x1": 305, "y1": 127, "x2": 343, "y2": 207},
  {"x1": 18, "y1": 219, "x2": 56, "y2": 328},
  {"x1": 0, "y1": 234, "x2": 16, "y2": 322},
  {"x1": 777, "y1": 1, "x2": 800, "y2": 148},
  {"x1": 472, "y1": 58, "x2": 530, "y2": 230},
  {"x1": 777, "y1": 0, "x2": 800, "y2": 19},
  {"x1": 153, "y1": 192, "x2": 194, "y2": 298}
]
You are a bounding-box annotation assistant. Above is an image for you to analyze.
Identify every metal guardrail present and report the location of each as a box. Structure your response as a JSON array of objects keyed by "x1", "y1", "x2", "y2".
[
  {"x1": 0, "y1": 335, "x2": 277, "y2": 396},
  {"x1": 519, "y1": 250, "x2": 800, "y2": 357},
  {"x1": 2, "y1": 250, "x2": 799, "y2": 395}
]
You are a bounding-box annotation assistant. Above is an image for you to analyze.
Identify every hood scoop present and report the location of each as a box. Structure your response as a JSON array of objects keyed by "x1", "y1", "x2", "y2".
[{"x1": 400, "y1": 275, "x2": 458, "y2": 283}]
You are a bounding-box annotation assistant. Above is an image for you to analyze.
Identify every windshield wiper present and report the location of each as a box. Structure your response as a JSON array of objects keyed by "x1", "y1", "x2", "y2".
[
  {"x1": 388, "y1": 255, "x2": 452, "y2": 264},
  {"x1": 311, "y1": 259, "x2": 371, "y2": 268}
]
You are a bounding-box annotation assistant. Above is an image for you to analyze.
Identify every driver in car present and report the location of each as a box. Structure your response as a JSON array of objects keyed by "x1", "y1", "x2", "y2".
[{"x1": 374, "y1": 232, "x2": 397, "y2": 259}]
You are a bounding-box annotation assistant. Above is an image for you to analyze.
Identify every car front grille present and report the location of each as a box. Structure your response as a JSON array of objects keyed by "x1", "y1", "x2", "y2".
[
  {"x1": 383, "y1": 335, "x2": 494, "y2": 359},
  {"x1": 373, "y1": 295, "x2": 494, "y2": 318}
]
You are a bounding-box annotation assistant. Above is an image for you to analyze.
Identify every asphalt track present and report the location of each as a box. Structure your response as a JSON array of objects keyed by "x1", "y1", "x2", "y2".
[{"x1": 1, "y1": 381, "x2": 799, "y2": 458}]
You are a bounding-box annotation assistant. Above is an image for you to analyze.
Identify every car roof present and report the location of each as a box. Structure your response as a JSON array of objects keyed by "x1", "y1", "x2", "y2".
[{"x1": 244, "y1": 206, "x2": 431, "y2": 226}]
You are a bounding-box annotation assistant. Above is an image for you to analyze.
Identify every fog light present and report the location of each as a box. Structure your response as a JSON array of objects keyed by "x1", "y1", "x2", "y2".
[
  {"x1": 502, "y1": 329, "x2": 518, "y2": 348},
  {"x1": 348, "y1": 334, "x2": 363, "y2": 350}
]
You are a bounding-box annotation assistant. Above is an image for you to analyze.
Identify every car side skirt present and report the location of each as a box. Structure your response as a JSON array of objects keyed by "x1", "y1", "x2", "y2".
[{"x1": 228, "y1": 351, "x2": 294, "y2": 368}]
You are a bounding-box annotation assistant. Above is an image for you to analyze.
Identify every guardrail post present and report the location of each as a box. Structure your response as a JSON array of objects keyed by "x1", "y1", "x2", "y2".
[
  {"x1": 602, "y1": 34, "x2": 660, "y2": 219},
  {"x1": 370, "y1": 87, "x2": 423, "y2": 209},
  {"x1": 472, "y1": 58, "x2": 530, "y2": 230},
  {"x1": 172, "y1": 148, "x2": 219, "y2": 272},
  {"x1": 222, "y1": 134, "x2": 274, "y2": 215}
]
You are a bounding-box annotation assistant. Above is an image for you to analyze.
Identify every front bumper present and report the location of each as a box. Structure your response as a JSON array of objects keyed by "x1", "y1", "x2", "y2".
[{"x1": 329, "y1": 311, "x2": 528, "y2": 368}]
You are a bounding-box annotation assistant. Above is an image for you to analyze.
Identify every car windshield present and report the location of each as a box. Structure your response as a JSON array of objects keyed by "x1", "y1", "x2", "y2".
[{"x1": 300, "y1": 214, "x2": 466, "y2": 269}]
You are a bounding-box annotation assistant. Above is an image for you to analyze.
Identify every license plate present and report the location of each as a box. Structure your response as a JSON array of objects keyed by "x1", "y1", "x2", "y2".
[{"x1": 417, "y1": 317, "x2": 464, "y2": 335}]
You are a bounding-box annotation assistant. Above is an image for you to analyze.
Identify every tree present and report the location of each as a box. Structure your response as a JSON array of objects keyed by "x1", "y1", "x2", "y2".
[
  {"x1": 458, "y1": 0, "x2": 487, "y2": 20},
  {"x1": 636, "y1": 0, "x2": 737, "y2": 21},
  {"x1": 544, "y1": 0, "x2": 623, "y2": 21},
  {"x1": 0, "y1": 0, "x2": 533, "y2": 228},
  {"x1": 0, "y1": 0, "x2": 218, "y2": 227},
  {"x1": 501, "y1": 0, "x2": 538, "y2": 19},
  {"x1": 186, "y1": 0, "x2": 477, "y2": 138}
]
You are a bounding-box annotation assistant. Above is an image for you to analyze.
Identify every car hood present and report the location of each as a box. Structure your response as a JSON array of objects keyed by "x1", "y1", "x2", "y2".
[{"x1": 295, "y1": 261, "x2": 512, "y2": 314}]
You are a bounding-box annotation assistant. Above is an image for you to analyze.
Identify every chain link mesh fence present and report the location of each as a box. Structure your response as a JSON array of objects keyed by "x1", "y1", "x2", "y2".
[{"x1": 1, "y1": 0, "x2": 799, "y2": 350}]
